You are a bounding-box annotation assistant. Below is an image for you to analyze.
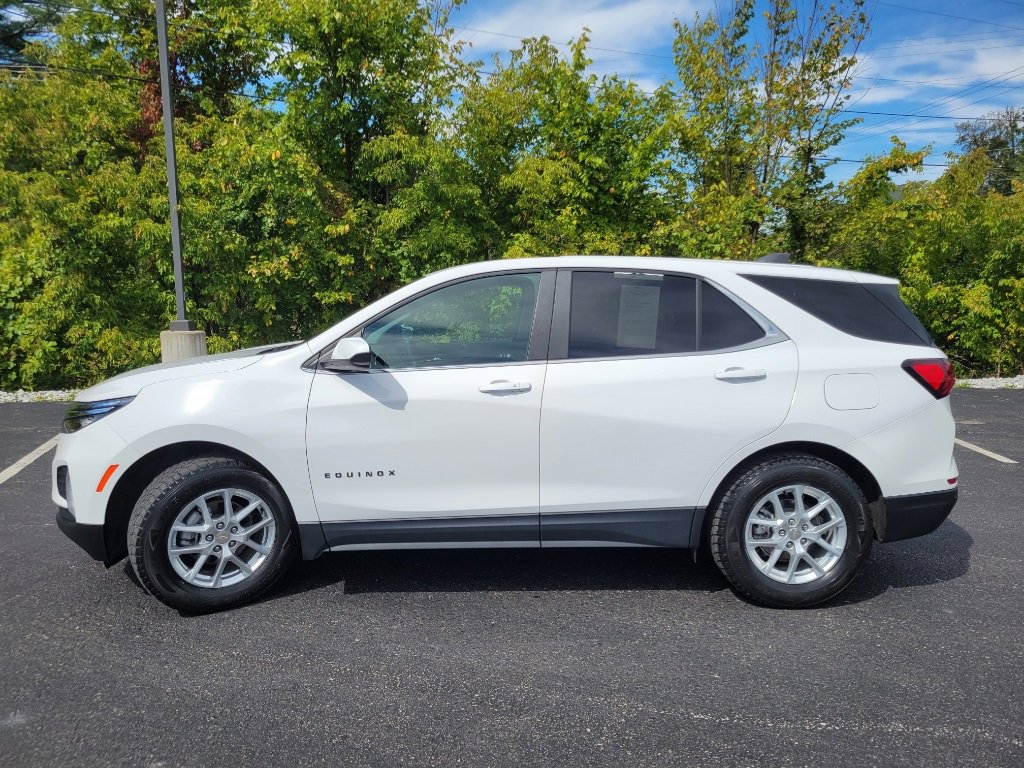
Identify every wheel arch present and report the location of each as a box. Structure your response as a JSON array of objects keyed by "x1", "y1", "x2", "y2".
[
  {"x1": 102, "y1": 441, "x2": 288, "y2": 566},
  {"x1": 698, "y1": 441, "x2": 883, "y2": 550}
]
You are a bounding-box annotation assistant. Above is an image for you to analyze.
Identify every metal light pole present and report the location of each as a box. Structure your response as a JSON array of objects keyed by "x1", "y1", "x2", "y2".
[{"x1": 155, "y1": 0, "x2": 206, "y2": 360}]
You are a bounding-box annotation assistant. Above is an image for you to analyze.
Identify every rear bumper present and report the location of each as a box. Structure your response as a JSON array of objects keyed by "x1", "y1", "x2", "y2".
[
  {"x1": 873, "y1": 487, "x2": 958, "y2": 542},
  {"x1": 56, "y1": 507, "x2": 108, "y2": 562}
]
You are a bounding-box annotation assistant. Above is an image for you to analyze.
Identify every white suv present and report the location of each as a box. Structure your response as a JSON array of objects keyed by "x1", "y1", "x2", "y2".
[{"x1": 52, "y1": 256, "x2": 958, "y2": 611}]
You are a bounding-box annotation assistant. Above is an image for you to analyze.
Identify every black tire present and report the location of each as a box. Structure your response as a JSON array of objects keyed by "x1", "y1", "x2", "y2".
[
  {"x1": 709, "y1": 454, "x2": 873, "y2": 608},
  {"x1": 128, "y1": 457, "x2": 298, "y2": 613}
]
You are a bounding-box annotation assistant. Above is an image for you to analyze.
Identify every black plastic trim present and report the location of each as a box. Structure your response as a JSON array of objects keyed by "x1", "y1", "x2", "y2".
[
  {"x1": 299, "y1": 507, "x2": 709, "y2": 558},
  {"x1": 527, "y1": 269, "x2": 557, "y2": 362},
  {"x1": 541, "y1": 507, "x2": 697, "y2": 548},
  {"x1": 56, "y1": 507, "x2": 108, "y2": 562},
  {"x1": 874, "y1": 488, "x2": 958, "y2": 542},
  {"x1": 317, "y1": 514, "x2": 540, "y2": 551},
  {"x1": 298, "y1": 521, "x2": 329, "y2": 560},
  {"x1": 548, "y1": 269, "x2": 572, "y2": 360}
]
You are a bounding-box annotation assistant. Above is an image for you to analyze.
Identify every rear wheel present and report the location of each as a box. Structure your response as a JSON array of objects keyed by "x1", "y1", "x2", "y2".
[
  {"x1": 709, "y1": 454, "x2": 873, "y2": 608},
  {"x1": 128, "y1": 457, "x2": 297, "y2": 613}
]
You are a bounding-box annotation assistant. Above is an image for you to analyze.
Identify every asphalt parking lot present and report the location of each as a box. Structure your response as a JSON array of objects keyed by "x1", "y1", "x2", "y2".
[{"x1": 1, "y1": 390, "x2": 1022, "y2": 767}]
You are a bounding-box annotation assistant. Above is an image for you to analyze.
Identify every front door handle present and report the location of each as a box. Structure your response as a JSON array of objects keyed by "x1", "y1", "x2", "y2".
[
  {"x1": 714, "y1": 368, "x2": 767, "y2": 382},
  {"x1": 479, "y1": 380, "x2": 533, "y2": 394}
]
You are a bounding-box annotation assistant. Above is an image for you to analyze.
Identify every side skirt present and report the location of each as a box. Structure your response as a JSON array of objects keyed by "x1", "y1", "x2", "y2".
[
  {"x1": 297, "y1": 507, "x2": 707, "y2": 560},
  {"x1": 541, "y1": 508, "x2": 701, "y2": 548}
]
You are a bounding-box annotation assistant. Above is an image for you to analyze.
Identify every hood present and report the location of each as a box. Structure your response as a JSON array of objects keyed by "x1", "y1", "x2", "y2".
[{"x1": 75, "y1": 342, "x2": 304, "y2": 401}]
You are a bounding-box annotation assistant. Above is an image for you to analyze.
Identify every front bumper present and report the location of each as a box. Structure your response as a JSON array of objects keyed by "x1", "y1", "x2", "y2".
[
  {"x1": 56, "y1": 506, "x2": 108, "y2": 562},
  {"x1": 873, "y1": 487, "x2": 958, "y2": 542}
]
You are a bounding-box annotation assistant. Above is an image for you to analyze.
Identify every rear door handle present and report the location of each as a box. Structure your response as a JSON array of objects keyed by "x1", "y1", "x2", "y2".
[
  {"x1": 714, "y1": 368, "x2": 767, "y2": 382},
  {"x1": 479, "y1": 380, "x2": 533, "y2": 394}
]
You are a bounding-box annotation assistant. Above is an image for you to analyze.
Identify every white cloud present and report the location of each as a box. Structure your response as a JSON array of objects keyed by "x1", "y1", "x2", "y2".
[
  {"x1": 452, "y1": 0, "x2": 707, "y2": 88},
  {"x1": 455, "y1": 0, "x2": 701, "y2": 53}
]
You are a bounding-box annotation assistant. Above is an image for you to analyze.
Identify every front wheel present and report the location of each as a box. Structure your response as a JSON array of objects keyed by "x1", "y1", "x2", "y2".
[
  {"x1": 128, "y1": 457, "x2": 298, "y2": 613},
  {"x1": 709, "y1": 454, "x2": 873, "y2": 608}
]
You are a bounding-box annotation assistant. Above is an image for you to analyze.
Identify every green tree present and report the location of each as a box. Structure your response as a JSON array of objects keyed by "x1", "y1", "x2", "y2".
[
  {"x1": 1, "y1": 2, "x2": 61, "y2": 66},
  {"x1": 955, "y1": 108, "x2": 1024, "y2": 196},
  {"x1": 455, "y1": 34, "x2": 674, "y2": 259},
  {"x1": 0, "y1": 1, "x2": 368, "y2": 387},
  {"x1": 667, "y1": 0, "x2": 867, "y2": 260}
]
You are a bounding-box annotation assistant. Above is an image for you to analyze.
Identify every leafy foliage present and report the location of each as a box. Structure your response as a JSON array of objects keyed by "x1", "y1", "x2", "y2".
[
  {"x1": 0, "y1": 1, "x2": 61, "y2": 66},
  {"x1": 955, "y1": 108, "x2": 1024, "y2": 196}
]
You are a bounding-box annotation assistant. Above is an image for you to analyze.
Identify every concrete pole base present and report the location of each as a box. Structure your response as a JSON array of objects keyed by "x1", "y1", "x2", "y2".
[{"x1": 160, "y1": 330, "x2": 208, "y2": 363}]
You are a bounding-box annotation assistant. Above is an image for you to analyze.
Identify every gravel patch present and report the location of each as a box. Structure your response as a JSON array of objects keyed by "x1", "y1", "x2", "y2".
[
  {"x1": 958, "y1": 375, "x2": 1024, "y2": 390},
  {"x1": 0, "y1": 389, "x2": 79, "y2": 403}
]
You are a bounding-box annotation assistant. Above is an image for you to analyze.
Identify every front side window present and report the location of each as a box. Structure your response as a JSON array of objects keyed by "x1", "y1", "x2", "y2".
[{"x1": 363, "y1": 273, "x2": 541, "y2": 369}]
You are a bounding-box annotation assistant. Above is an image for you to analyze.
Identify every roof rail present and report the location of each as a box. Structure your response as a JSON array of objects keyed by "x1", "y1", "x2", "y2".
[{"x1": 756, "y1": 252, "x2": 790, "y2": 264}]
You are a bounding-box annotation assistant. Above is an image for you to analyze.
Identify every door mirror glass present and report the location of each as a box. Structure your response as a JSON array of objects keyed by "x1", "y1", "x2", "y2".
[{"x1": 323, "y1": 337, "x2": 372, "y2": 372}]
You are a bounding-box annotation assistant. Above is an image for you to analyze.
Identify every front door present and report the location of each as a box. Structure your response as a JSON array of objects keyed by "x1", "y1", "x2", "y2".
[{"x1": 306, "y1": 270, "x2": 552, "y2": 549}]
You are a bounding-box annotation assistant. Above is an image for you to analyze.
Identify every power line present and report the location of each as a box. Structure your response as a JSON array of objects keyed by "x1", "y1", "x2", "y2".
[
  {"x1": 842, "y1": 109, "x2": 1000, "y2": 121},
  {"x1": 6, "y1": 56, "x2": 1007, "y2": 125},
  {"x1": 783, "y1": 153, "x2": 951, "y2": 168},
  {"x1": 864, "y1": 42, "x2": 1024, "y2": 60},
  {"x1": 863, "y1": 30, "x2": 1024, "y2": 51},
  {"x1": 22, "y1": 0, "x2": 283, "y2": 47},
  {"x1": 851, "y1": 72, "x2": 1024, "y2": 87},
  {"x1": 0, "y1": 60, "x2": 288, "y2": 105},
  {"x1": 874, "y1": 1, "x2": 1024, "y2": 35},
  {"x1": 842, "y1": 63, "x2": 1024, "y2": 142},
  {"x1": 12, "y1": 2, "x2": 1020, "y2": 131},
  {"x1": 0, "y1": 60, "x2": 148, "y2": 82}
]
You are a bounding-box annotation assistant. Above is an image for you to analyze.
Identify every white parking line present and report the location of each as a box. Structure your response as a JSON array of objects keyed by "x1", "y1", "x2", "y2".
[
  {"x1": 954, "y1": 438, "x2": 1017, "y2": 465},
  {"x1": 0, "y1": 436, "x2": 59, "y2": 486}
]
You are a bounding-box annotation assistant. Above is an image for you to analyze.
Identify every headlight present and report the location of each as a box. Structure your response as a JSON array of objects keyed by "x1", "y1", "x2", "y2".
[{"x1": 62, "y1": 397, "x2": 135, "y2": 433}]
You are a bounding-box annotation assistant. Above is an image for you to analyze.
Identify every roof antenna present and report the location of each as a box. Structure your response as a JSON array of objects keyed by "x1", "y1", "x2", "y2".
[{"x1": 756, "y1": 252, "x2": 790, "y2": 263}]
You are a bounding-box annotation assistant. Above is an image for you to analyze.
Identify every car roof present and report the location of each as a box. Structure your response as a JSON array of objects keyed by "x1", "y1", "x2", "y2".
[{"x1": 427, "y1": 256, "x2": 898, "y2": 285}]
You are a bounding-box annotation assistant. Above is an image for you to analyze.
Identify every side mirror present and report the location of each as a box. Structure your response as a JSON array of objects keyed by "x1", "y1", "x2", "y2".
[{"x1": 322, "y1": 337, "x2": 372, "y2": 372}]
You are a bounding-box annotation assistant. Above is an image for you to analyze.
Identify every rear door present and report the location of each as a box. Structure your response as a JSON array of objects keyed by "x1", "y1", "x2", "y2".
[{"x1": 539, "y1": 268, "x2": 798, "y2": 546}]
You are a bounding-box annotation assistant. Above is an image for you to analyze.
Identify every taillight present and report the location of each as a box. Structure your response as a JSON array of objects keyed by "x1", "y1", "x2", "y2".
[{"x1": 902, "y1": 358, "x2": 955, "y2": 398}]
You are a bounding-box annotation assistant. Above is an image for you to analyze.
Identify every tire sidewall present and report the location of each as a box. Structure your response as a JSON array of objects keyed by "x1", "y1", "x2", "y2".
[
  {"x1": 137, "y1": 464, "x2": 295, "y2": 611},
  {"x1": 720, "y1": 461, "x2": 871, "y2": 606}
]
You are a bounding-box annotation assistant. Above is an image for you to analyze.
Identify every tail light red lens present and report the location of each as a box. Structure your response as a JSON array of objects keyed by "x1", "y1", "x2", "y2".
[{"x1": 902, "y1": 359, "x2": 955, "y2": 398}]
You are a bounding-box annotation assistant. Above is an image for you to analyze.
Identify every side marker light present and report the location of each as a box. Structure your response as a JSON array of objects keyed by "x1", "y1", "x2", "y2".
[{"x1": 96, "y1": 464, "x2": 119, "y2": 493}]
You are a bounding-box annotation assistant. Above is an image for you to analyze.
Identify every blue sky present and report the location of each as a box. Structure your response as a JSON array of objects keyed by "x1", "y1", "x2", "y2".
[{"x1": 449, "y1": 0, "x2": 1024, "y2": 183}]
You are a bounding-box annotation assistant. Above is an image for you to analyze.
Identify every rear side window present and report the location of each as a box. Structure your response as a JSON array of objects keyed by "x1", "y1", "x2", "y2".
[
  {"x1": 742, "y1": 275, "x2": 934, "y2": 346},
  {"x1": 565, "y1": 272, "x2": 767, "y2": 359},
  {"x1": 568, "y1": 272, "x2": 697, "y2": 358},
  {"x1": 700, "y1": 283, "x2": 766, "y2": 350}
]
